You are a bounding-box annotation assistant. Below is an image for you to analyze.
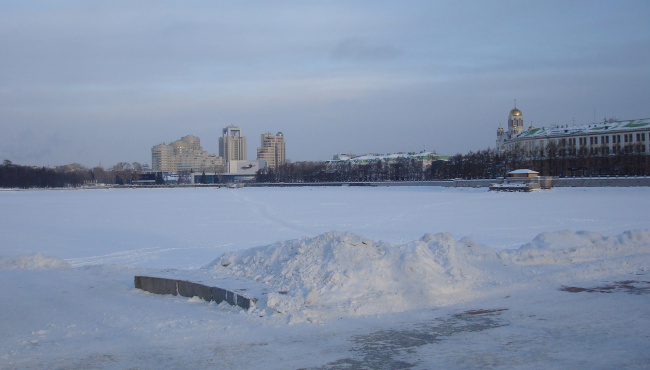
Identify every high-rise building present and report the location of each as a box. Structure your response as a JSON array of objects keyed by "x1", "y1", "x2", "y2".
[
  {"x1": 256, "y1": 132, "x2": 286, "y2": 170},
  {"x1": 219, "y1": 125, "x2": 247, "y2": 172},
  {"x1": 151, "y1": 135, "x2": 223, "y2": 173},
  {"x1": 219, "y1": 125, "x2": 247, "y2": 161},
  {"x1": 151, "y1": 143, "x2": 175, "y2": 173}
]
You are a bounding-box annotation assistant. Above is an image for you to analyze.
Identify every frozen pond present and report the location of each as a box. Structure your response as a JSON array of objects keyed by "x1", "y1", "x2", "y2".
[{"x1": 1, "y1": 186, "x2": 648, "y2": 268}]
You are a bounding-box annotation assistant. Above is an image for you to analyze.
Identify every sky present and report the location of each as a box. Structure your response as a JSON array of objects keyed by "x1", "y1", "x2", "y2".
[{"x1": 1, "y1": 1, "x2": 649, "y2": 168}]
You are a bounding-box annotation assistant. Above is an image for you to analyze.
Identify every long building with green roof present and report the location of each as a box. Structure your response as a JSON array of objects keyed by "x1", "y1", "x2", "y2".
[{"x1": 496, "y1": 104, "x2": 649, "y2": 157}]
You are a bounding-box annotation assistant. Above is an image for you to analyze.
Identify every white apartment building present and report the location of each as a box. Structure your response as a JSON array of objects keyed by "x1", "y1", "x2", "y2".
[
  {"x1": 256, "y1": 132, "x2": 286, "y2": 170},
  {"x1": 151, "y1": 135, "x2": 224, "y2": 173},
  {"x1": 151, "y1": 143, "x2": 175, "y2": 172},
  {"x1": 219, "y1": 125, "x2": 246, "y2": 160}
]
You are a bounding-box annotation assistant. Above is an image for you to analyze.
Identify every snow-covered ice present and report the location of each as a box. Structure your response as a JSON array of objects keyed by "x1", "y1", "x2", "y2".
[{"x1": 0, "y1": 186, "x2": 649, "y2": 368}]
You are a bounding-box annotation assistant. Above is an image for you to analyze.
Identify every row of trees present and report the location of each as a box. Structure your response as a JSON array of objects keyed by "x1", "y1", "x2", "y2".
[
  {"x1": 0, "y1": 160, "x2": 151, "y2": 189},
  {"x1": 507, "y1": 142, "x2": 649, "y2": 177},
  {"x1": 255, "y1": 149, "x2": 506, "y2": 183},
  {"x1": 0, "y1": 160, "x2": 89, "y2": 188},
  {"x1": 2, "y1": 146, "x2": 649, "y2": 188},
  {"x1": 256, "y1": 146, "x2": 649, "y2": 183}
]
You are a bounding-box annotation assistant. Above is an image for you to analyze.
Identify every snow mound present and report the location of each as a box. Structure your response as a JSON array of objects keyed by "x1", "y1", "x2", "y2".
[
  {"x1": 0, "y1": 253, "x2": 72, "y2": 270},
  {"x1": 205, "y1": 231, "x2": 500, "y2": 321},
  {"x1": 205, "y1": 229, "x2": 650, "y2": 322},
  {"x1": 503, "y1": 229, "x2": 650, "y2": 265}
]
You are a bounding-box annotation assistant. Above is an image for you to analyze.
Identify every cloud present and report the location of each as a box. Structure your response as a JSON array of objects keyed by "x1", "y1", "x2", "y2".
[
  {"x1": 0, "y1": 1, "x2": 649, "y2": 166},
  {"x1": 331, "y1": 38, "x2": 401, "y2": 61}
]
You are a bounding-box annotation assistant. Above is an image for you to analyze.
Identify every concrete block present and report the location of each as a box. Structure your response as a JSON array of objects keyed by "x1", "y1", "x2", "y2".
[
  {"x1": 211, "y1": 287, "x2": 227, "y2": 304},
  {"x1": 177, "y1": 280, "x2": 211, "y2": 301},
  {"x1": 134, "y1": 276, "x2": 178, "y2": 296}
]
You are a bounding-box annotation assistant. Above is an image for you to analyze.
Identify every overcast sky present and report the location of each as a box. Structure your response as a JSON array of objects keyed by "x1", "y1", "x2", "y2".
[{"x1": 1, "y1": 1, "x2": 649, "y2": 167}]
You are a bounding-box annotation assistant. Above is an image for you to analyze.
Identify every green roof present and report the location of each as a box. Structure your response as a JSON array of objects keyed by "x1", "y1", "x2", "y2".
[{"x1": 511, "y1": 118, "x2": 650, "y2": 141}]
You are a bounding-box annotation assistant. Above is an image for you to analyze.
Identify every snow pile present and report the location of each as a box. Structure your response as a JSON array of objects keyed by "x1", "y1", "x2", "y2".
[
  {"x1": 207, "y1": 232, "x2": 501, "y2": 321},
  {"x1": 0, "y1": 253, "x2": 71, "y2": 270},
  {"x1": 504, "y1": 229, "x2": 650, "y2": 265},
  {"x1": 206, "y1": 229, "x2": 650, "y2": 322},
  {"x1": 498, "y1": 229, "x2": 650, "y2": 282}
]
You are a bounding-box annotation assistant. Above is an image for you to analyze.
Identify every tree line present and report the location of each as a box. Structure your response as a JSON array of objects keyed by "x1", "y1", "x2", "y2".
[
  {"x1": 256, "y1": 146, "x2": 649, "y2": 183},
  {"x1": 2, "y1": 146, "x2": 648, "y2": 189},
  {"x1": 255, "y1": 149, "x2": 507, "y2": 183},
  {"x1": 0, "y1": 160, "x2": 148, "y2": 189}
]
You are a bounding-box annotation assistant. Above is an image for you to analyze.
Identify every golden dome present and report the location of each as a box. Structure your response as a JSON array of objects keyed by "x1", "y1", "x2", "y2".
[{"x1": 509, "y1": 108, "x2": 522, "y2": 116}]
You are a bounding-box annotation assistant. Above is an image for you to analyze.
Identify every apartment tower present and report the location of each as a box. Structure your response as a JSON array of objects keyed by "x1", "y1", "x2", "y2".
[
  {"x1": 219, "y1": 125, "x2": 247, "y2": 172},
  {"x1": 256, "y1": 132, "x2": 286, "y2": 170}
]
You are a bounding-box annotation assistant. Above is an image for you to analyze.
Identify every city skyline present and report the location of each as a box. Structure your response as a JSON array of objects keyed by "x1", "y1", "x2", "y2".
[{"x1": 1, "y1": 1, "x2": 649, "y2": 167}]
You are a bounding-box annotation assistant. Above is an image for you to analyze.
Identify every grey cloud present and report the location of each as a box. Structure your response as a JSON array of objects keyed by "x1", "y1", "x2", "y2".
[
  {"x1": 331, "y1": 38, "x2": 401, "y2": 61},
  {"x1": 1, "y1": 1, "x2": 649, "y2": 167}
]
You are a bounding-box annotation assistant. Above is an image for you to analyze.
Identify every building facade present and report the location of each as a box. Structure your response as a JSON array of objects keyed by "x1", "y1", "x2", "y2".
[
  {"x1": 331, "y1": 151, "x2": 449, "y2": 166},
  {"x1": 219, "y1": 125, "x2": 247, "y2": 164},
  {"x1": 151, "y1": 143, "x2": 175, "y2": 173},
  {"x1": 256, "y1": 132, "x2": 286, "y2": 170},
  {"x1": 151, "y1": 135, "x2": 224, "y2": 173},
  {"x1": 496, "y1": 105, "x2": 650, "y2": 157}
]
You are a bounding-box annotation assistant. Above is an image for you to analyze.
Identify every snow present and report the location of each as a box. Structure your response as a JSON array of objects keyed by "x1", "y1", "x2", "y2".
[
  {"x1": 0, "y1": 186, "x2": 649, "y2": 368},
  {"x1": 507, "y1": 168, "x2": 538, "y2": 174},
  {"x1": 0, "y1": 253, "x2": 71, "y2": 270},
  {"x1": 204, "y1": 229, "x2": 649, "y2": 324}
]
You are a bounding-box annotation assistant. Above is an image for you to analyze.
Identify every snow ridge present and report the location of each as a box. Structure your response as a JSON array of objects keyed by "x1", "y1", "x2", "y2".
[
  {"x1": 504, "y1": 229, "x2": 650, "y2": 265},
  {"x1": 206, "y1": 229, "x2": 650, "y2": 322}
]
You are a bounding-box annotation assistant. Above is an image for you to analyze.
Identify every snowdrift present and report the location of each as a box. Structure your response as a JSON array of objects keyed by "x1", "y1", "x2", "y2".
[
  {"x1": 0, "y1": 253, "x2": 71, "y2": 270},
  {"x1": 205, "y1": 229, "x2": 650, "y2": 322},
  {"x1": 507, "y1": 229, "x2": 650, "y2": 264}
]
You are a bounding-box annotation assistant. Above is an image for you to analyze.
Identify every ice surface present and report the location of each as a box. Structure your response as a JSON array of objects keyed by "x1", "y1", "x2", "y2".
[
  {"x1": 0, "y1": 186, "x2": 649, "y2": 368},
  {"x1": 1, "y1": 186, "x2": 649, "y2": 269}
]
